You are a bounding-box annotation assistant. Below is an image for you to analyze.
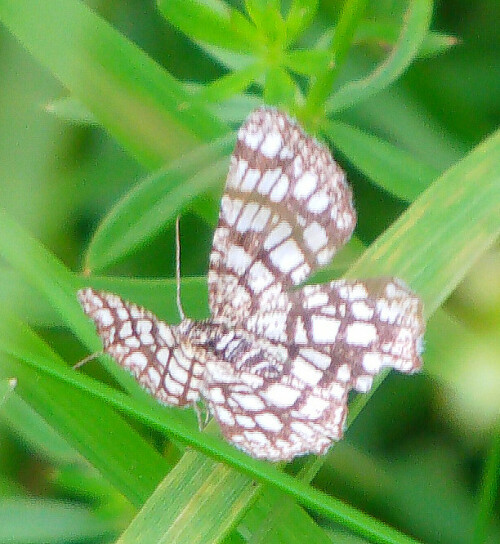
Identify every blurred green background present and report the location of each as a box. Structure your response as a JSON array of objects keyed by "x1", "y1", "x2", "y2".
[{"x1": 0, "y1": 1, "x2": 498, "y2": 543}]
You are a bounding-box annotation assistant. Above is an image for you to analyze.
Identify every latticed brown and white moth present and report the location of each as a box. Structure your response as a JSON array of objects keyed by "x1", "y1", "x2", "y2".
[{"x1": 78, "y1": 108, "x2": 424, "y2": 461}]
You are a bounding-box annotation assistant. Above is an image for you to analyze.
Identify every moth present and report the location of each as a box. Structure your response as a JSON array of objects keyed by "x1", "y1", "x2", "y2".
[{"x1": 79, "y1": 108, "x2": 424, "y2": 461}]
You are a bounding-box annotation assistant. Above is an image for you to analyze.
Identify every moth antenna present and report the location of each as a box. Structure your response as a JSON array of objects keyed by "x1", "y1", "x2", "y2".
[{"x1": 176, "y1": 215, "x2": 185, "y2": 321}]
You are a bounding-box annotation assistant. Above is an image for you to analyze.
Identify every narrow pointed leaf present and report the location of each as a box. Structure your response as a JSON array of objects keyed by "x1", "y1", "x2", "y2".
[
  {"x1": 85, "y1": 134, "x2": 235, "y2": 272},
  {"x1": 327, "y1": 0, "x2": 433, "y2": 114},
  {"x1": 324, "y1": 120, "x2": 439, "y2": 201}
]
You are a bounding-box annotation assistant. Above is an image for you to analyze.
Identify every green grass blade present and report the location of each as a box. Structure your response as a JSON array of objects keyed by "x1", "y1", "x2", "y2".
[
  {"x1": 84, "y1": 134, "x2": 235, "y2": 272},
  {"x1": 324, "y1": 119, "x2": 439, "y2": 201},
  {"x1": 347, "y1": 128, "x2": 500, "y2": 316},
  {"x1": 0, "y1": 207, "x2": 154, "y2": 396},
  {"x1": 0, "y1": 498, "x2": 117, "y2": 543},
  {"x1": 0, "y1": 0, "x2": 227, "y2": 168},
  {"x1": 3, "y1": 305, "x2": 423, "y2": 543},
  {"x1": 326, "y1": 0, "x2": 433, "y2": 114},
  {"x1": 0, "y1": 385, "x2": 80, "y2": 465},
  {"x1": 117, "y1": 450, "x2": 258, "y2": 544},
  {"x1": 0, "y1": 313, "x2": 170, "y2": 506},
  {"x1": 158, "y1": 0, "x2": 256, "y2": 53}
]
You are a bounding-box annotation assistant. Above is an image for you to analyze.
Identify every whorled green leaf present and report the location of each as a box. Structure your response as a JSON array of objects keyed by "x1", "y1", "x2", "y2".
[
  {"x1": 196, "y1": 63, "x2": 264, "y2": 103},
  {"x1": 158, "y1": 0, "x2": 257, "y2": 54},
  {"x1": 245, "y1": 0, "x2": 286, "y2": 46},
  {"x1": 324, "y1": 119, "x2": 439, "y2": 201},
  {"x1": 326, "y1": 0, "x2": 433, "y2": 114},
  {"x1": 301, "y1": 0, "x2": 368, "y2": 123},
  {"x1": 284, "y1": 0, "x2": 319, "y2": 47},
  {"x1": 0, "y1": 0, "x2": 227, "y2": 168},
  {"x1": 284, "y1": 49, "x2": 330, "y2": 77},
  {"x1": 84, "y1": 134, "x2": 236, "y2": 272},
  {"x1": 263, "y1": 67, "x2": 297, "y2": 109}
]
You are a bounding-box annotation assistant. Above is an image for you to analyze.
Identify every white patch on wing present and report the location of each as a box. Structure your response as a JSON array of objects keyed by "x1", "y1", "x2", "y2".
[
  {"x1": 307, "y1": 191, "x2": 330, "y2": 213},
  {"x1": 294, "y1": 171, "x2": 317, "y2": 199},
  {"x1": 351, "y1": 301, "x2": 374, "y2": 320},
  {"x1": 260, "y1": 131, "x2": 282, "y2": 158},
  {"x1": 270, "y1": 174, "x2": 289, "y2": 202},
  {"x1": 311, "y1": 315, "x2": 341, "y2": 343},
  {"x1": 263, "y1": 221, "x2": 292, "y2": 250},
  {"x1": 257, "y1": 168, "x2": 282, "y2": 194},
  {"x1": 237, "y1": 203, "x2": 260, "y2": 232},
  {"x1": 261, "y1": 383, "x2": 301, "y2": 408},
  {"x1": 270, "y1": 239, "x2": 303, "y2": 272},
  {"x1": 247, "y1": 261, "x2": 275, "y2": 294},
  {"x1": 300, "y1": 348, "x2": 331, "y2": 370},
  {"x1": 255, "y1": 413, "x2": 283, "y2": 432},
  {"x1": 241, "y1": 168, "x2": 261, "y2": 191},
  {"x1": 303, "y1": 222, "x2": 328, "y2": 252},
  {"x1": 226, "y1": 245, "x2": 252, "y2": 275},
  {"x1": 345, "y1": 322, "x2": 377, "y2": 346}
]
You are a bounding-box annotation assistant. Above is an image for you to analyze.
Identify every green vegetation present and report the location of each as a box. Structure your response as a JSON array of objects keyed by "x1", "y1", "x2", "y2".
[{"x1": 0, "y1": 1, "x2": 498, "y2": 543}]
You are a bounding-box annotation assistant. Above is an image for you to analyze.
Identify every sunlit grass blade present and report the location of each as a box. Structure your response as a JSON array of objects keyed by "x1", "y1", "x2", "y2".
[
  {"x1": 84, "y1": 134, "x2": 235, "y2": 272},
  {"x1": 0, "y1": 0, "x2": 227, "y2": 168},
  {"x1": 326, "y1": 0, "x2": 433, "y2": 114},
  {"x1": 239, "y1": 485, "x2": 333, "y2": 543},
  {"x1": 116, "y1": 450, "x2": 258, "y2": 544},
  {"x1": 324, "y1": 119, "x2": 439, "y2": 201},
  {"x1": 158, "y1": 0, "x2": 256, "y2": 53},
  {"x1": 0, "y1": 377, "x2": 17, "y2": 409}
]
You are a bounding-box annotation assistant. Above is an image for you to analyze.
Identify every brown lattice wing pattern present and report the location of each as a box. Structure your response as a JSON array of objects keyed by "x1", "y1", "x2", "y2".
[
  {"x1": 209, "y1": 108, "x2": 356, "y2": 321},
  {"x1": 202, "y1": 278, "x2": 424, "y2": 460},
  {"x1": 77, "y1": 288, "x2": 203, "y2": 406}
]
